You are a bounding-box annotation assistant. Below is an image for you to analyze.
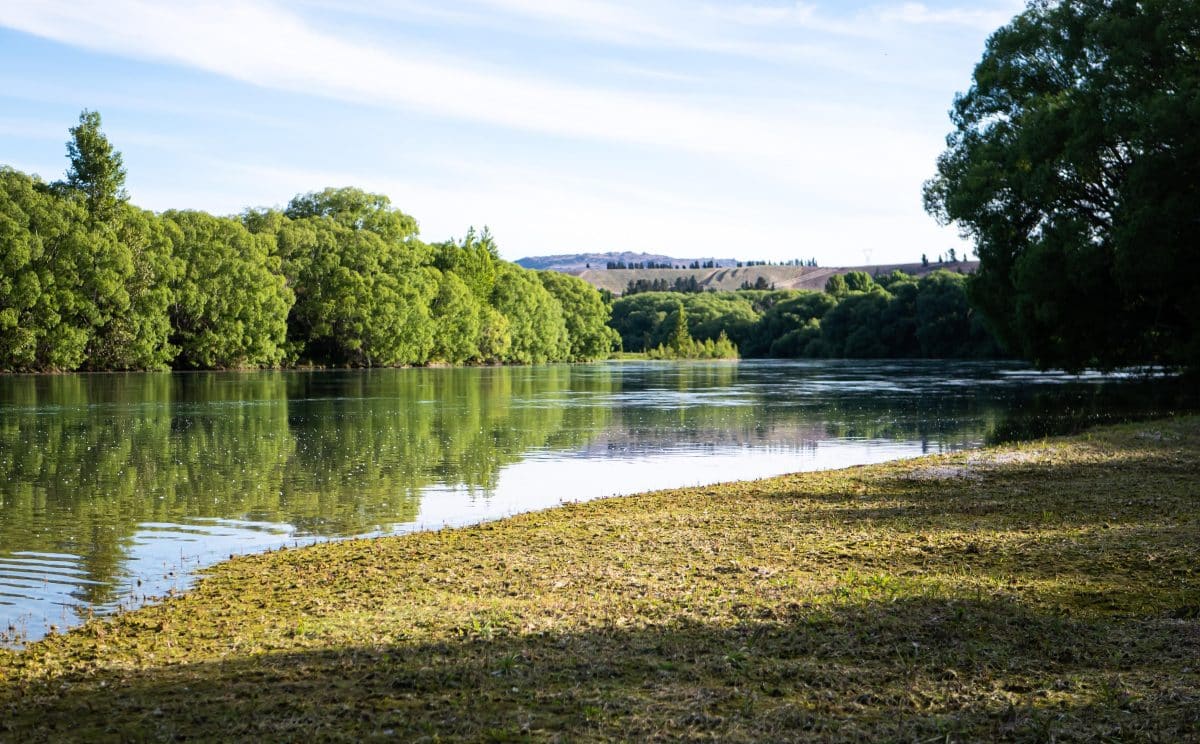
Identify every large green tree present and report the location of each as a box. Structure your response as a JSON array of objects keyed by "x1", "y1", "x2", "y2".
[
  {"x1": 0, "y1": 114, "x2": 179, "y2": 371},
  {"x1": 681, "y1": 293, "x2": 759, "y2": 348},
  {"x1": 85, "y1": 205, "x2": 178, "y2": 370},
  {"x1": 537, "y1": 270, "x2": 619, "y2": 360},
  {"x1": 743, "y1": 291, "x2": 836, "y2": 357},
  {"x1": 915, "y1": 271, "x2": 1003, "y2": 359},
  {"x1": 275, "y1": 216, "x2": 436, "y2": 366},
  {"x1": 428, "y1": 270, "x2": 484, "y2": 364},
  {"x1": 491, "y1": 263, "x2": 569, "y2": 364},
  {"x1": 608, "y1": 292, "x2": 688, "y2": 352},
  {"x1": 819, "y1": 289, "x2": 893, "y2": 358},
  {"x1": 164, "y1": 211, "x2": 293, "y2": 368},
  {"x1": 924, "y1": 0, "x2": 1200, "y2": 371},
  {"x1": 0, "y1": 168, "x2": 93, "y2": 370}
]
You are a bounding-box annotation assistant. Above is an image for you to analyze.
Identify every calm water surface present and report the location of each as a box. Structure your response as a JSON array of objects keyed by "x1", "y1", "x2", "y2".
[{"x1": 0, "y1": 360, "x2": 1194, "y2": 643}]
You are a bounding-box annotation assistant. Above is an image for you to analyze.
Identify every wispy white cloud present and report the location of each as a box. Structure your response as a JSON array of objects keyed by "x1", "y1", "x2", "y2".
[
  {"x1": 436, "y1": 1, "x2": 1021, "y2": 50},
  {"x1": 879, "y1": 2, "x2": 1025, "y2": 31},
  {"x1": 304, "y1": 0, "x2": 1021, "y2": 85},
  {"x1": 307, "y1": 0, "x2": 843, "y2": 65},
  {"x1": 0, "y1": 0, "x2": 910, "y2": 169}
]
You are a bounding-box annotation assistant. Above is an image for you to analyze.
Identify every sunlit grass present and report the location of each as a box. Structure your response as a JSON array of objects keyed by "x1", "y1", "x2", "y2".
[{"x1": 1, "y1": 418, "x2": 1197, "y2": 740}]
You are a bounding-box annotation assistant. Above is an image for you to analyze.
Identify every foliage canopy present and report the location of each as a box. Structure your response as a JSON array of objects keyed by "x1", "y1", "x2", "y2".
[
  {"x1": 0, "y1": 114, "x2": 618, "y2": 371},
  {"x1": 924, "y1": 0, "x2": 1200, "y2": 371}
]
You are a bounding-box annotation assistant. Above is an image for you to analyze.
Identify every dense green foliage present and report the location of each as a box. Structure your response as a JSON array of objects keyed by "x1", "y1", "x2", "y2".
[
  {"x1": 165, "y1": 210, "x2": 292, "y2": 369},
  {"x1": 268, "y1": 197, "x2": 438, "y2": 366},
  {"x1": 0, "y1": 166, "x2": 179, "y2": 372},
  {"x1": 610, "y1": 270, "x2": 1002, "y2": 359},
  {"x1": 0, "y1": 116, "x2": 617, "y2": 371},
  {"x1": 644, "y1": 301, "x2": 738, "y2": 359},
  {"x1": 925, "y1": 0, "x2": 1200, "y2": 372},
  {"x1": 0, "y1": 112, "x2": 181, "y2": 372},
  {"x1": 539, "y1": 271, "x2": 622, "y2": 361}
]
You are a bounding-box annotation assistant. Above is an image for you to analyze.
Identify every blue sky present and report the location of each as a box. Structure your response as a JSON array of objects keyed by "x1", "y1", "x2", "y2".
[{"x1": 0, "y1": 1, "x2": 1024, "y2": 264}]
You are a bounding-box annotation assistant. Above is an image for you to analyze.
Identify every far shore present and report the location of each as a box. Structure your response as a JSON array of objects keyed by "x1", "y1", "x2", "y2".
[{"x1": 2, "y1": 417, "x2": 1198, "y2": 740}]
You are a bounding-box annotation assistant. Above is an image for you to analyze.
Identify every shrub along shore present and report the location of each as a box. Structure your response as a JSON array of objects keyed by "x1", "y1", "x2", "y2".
[{"x1": 1, "y1": 418, "x2": 1198, "y2": 741}]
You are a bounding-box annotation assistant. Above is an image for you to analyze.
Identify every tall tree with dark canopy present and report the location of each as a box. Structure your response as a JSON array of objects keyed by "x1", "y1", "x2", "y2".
[{"x1": 924, "y1": 0, "x2": 1200, "y2": 371}]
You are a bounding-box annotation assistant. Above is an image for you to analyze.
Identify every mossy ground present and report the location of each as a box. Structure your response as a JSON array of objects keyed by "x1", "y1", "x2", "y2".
[{"x1": 1, "y1": 419, "x2": 1198, "y2": 741}]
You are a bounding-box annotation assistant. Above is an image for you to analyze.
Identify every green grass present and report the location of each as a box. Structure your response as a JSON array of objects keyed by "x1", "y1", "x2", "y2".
[
  {"x1": 606, "y1": 351, "x2": 650, "y2": 360},
  {"x1": 2, "y1": 418, "x2": 1198, "y2": 741}
]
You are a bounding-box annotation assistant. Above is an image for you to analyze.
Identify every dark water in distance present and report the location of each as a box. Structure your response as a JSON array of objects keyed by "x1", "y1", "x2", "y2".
[{"x1": 0, "y1": 360, "x2": 1195, "y2": 644}]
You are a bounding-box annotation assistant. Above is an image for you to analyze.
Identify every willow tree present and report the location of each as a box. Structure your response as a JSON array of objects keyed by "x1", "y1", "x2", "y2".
[
  {"x1": 491, "y1": 263, "x2": 569, "y2": 364},
  {"x1": 272, "y1": 190, "x2": 436, "y2": 366},
  {"x1": 537, "y1": 270, "x2": 619, "y2": 361},
  {"x1": 164, "y1": 211, "x2": 293, "y2": 368},
  {"x1": 428, "y1": 269, "x2": 484, "y2": 364},
  {"x1": 275, "y1": 217, "x2": 436, "y2": 366},
  {"x1": 0, "y1": 168, "x2": 93, "y2": 370},
  {"x1": 85, "y1": 205, "x2": 178, "y2": 370}
]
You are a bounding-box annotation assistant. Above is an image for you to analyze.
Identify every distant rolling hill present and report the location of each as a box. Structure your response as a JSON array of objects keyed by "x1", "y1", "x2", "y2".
[
  {"x1": 551, "y1": 261, "x2": 978, "y2": 296},
  {"x1": 516, "y1": 252, "x2": 738, "y2": 272}
]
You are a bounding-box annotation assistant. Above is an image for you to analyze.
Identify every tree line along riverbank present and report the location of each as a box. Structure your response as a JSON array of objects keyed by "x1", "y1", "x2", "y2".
[
  {"x1": 1, "y1": 112, "x2": 622, "y2": 372},
  {"x1": 3, "y1": 111, "x2": 1007, "y2": 373},
  {"x1": 1, "y1": 416, "x2": 1197, "y2": 740}
]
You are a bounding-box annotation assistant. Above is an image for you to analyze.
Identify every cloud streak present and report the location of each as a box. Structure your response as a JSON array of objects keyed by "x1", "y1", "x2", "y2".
[
  {"x1": 0, "y1": 0, "x2": 993, "y2": 262},
  {"x1": 0, "y1": 0, "x2": 945, "y2": 183},
  {"x1": 0, "y1": 2, "x2": 818, "y2": 160},
  {"x1": 879, "y1": 2, "x2": 1025, "y2": 31}
]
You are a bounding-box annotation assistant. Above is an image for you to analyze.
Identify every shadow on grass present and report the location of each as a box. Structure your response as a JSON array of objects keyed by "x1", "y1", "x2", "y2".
[
  {"x1": 769, "y1": 445, "x2": 1198, "y2": 531},
  {"x1": 3, "y1": 597, "x2": 1197, "y2": 742}
]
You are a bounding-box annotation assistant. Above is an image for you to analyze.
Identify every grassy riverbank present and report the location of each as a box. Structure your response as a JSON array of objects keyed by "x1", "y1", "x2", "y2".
[{"x1": 2, "y1": 419, "x2": 1198, "y2": 741}]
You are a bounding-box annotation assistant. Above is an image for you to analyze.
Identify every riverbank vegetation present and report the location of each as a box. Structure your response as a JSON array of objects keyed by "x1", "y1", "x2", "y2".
[
  {"x1": 0, "y1": 113, "x2": 618, "y2": 372},
  {"x1": 611, "y1": 269, "x2": 1002, "y2": 359},
  {"x1": 1, "y1": 416, "x2": 1196, "y2": 739},
  {"x1": 0, "y1": 111, "x2": 1007, "y2": 373}
]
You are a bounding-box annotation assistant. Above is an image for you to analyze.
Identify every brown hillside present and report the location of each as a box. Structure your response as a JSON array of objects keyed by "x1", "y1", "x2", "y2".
[{"x1": 573, "y1": 261, "x2": 977, "y2": 295}]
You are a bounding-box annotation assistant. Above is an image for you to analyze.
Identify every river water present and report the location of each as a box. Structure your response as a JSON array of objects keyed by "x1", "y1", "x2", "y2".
[{"x1": 0, "y1": 360, "x2": 1193, "y2": 644}]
